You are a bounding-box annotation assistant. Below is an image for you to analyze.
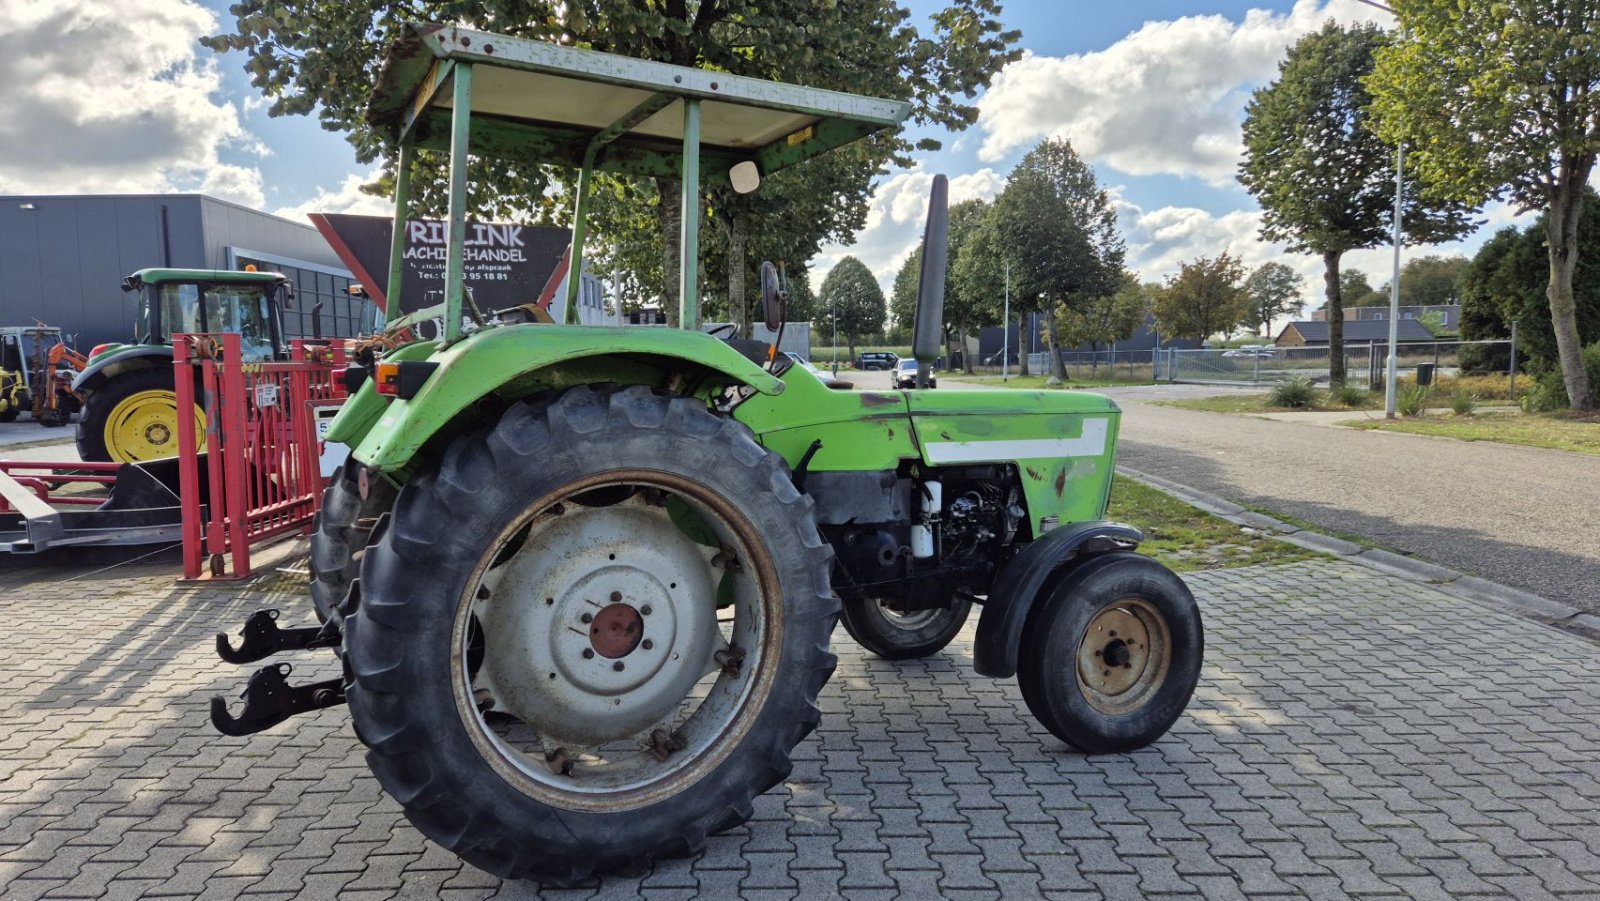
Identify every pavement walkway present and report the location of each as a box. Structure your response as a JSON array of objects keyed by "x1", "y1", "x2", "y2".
[{"x1": 1, "y1": 555, "x2": 1598, "y2": 899}]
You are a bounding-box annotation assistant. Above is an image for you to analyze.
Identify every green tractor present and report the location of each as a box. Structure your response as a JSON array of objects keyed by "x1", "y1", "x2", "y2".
[
  {"x1": 73, "y1": 268, "x2": 292, "y2": 462},
  {"x1": 211, "y1": 24, "x2": 1204, "y2": 885}
]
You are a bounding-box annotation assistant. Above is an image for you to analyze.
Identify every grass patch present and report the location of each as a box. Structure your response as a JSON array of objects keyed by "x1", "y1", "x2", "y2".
[
  {"x1": 1106, "y1": 476, "x2": 1324, "y2": 573},
  {"x1": 1342, "y1": 410, "x2": 1600, "y2": 455},
  {"x1": 1155, "y1": 391, "x2": 1377, "y2": 414}
]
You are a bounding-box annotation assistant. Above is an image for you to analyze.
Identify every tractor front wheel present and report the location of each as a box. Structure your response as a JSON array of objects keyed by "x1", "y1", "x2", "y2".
[
  {"x1": 343, "y1": 385, "x2": 838, "y2": 883},
  {"x1": 840, "y1": 597, "x2": 971, "y2": 659},
  {"x1": 1018, "y1": 552, "x2": 1202, "y2": 754},
  {"x1": 76, "y1": 368, "x2": 205, "y2": 463}
]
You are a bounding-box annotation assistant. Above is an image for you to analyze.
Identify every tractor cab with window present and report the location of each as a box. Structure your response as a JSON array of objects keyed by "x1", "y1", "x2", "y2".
[{"x1": 72, "y1": 268, "x2": 293, "y2": 462}]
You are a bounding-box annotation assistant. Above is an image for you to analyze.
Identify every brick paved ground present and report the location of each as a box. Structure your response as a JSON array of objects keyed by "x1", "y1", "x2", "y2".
[{"x1": 1, "y1": 557, "x2": 1597, "y2": 900}]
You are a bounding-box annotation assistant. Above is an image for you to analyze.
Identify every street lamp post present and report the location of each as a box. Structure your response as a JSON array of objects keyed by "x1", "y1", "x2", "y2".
[
  {"x1": 1351, "y1": 0, "x2": 1404, "y2": 418},
  {"x1": 1002, "y1": 259, "x2": 1010, "y2": 381}
]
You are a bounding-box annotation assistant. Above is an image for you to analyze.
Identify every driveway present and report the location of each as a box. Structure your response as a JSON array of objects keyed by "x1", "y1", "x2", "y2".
[
  {"x1": 1102, "y1": 390, "x2": 1600, "y2": 614},
  {"x1": 1, "y1": 557, "x2": 1598, "y2": 899}
]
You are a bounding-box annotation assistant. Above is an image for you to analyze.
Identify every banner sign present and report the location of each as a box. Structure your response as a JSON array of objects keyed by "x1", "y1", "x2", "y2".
[{"x1": 309, "y1": 213, "x2": 570, "y2": 314}]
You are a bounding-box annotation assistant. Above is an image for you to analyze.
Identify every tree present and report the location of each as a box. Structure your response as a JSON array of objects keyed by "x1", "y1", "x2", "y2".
[
  {"x1": 1340, "y1": 268, "x2": 1388, "y2": 308},
  {"x1": 1154, "y1": 254, "x2": 1251, "y2": 343},
  {"x1": 207, "y1": 2, "x2": 1020, "y2": 329},
  {"x1": 1241, "y1": 262, "x2": 1307, "y2": 336},
  {"x1": 819, "y1": 257, "x2": 887, "y2": 361},
  {"x1": 1369, "y1": 0, "x2": 1600, "y2": 410},
  {"x1": 890, "y1": 249, "x2": 921, "y2": 341},
  {"x1": 1057, "y1": 272, "x2": 1149, "y2": 372},
  {"x1": 1459, "y1": 190, "x2": 1600, "y2": 377},
  {"x1": 1239, "y1": 21, "x2": 1475, "y2": 384},
  {"x1": 982, "y1": 139, "x2": 1125, "y2": 383},
  {"x1": 890, "y1": 199, "x2": 994, "y2": 363}
]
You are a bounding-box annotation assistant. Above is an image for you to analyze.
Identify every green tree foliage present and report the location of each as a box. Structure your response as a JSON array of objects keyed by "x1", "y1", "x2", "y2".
[
  {"x1": 979, "y1": 139, "x2": 1124, "y2": 382},
  {"x1": 783, "y1": 268, "x2": 820, "y2": 324},
  {"x1": 1368, "y1": 0, "x2": 1600, "y2": 410},
  {"x1": 1057, "y1": 272, "x2": 1149, "y2": 372},
  {"x1": 1338, "y1": 268, "x2": 1383, "y2": 308},
  {"x1": 888, "y1": 199, "x2": 991, "y2": 363},
  {"x1": 819, "y1": 257, "x2": 887, "y2": 360},
  {"x1": 890, "y1": 249, "x2": 921, "y2": 340},
  {"x1": 1240, "y1": 21, "x2": 1475, "y2": 384},
  {"x1": 1353, "y1": 254, "x2": 1472, "y2": 309},
  {"x1": 1241, "y1": 262, "x2": 1307, "y2": 336},
  {"x1": 1154, "y1": 254, "x2": 1251, "y2": 343},
  {"x1": 205, "y1": 1, "x2": 1021, "y2": 328},
  {"x1": 1458, "y1": 190, "x2": 1600, "y2": 375}
]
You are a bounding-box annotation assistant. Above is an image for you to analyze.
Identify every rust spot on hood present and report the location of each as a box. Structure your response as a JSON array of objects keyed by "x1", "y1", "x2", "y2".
[
  {"x1": 1024, "y1": 466, "x2": 1042, "y2": 480},
  {"x1": 1054, "y1": 468, "x2": 1067, "y2": 497},
  {"x1": 859, "y1": 393, "x2": 899, "y2": 408}
]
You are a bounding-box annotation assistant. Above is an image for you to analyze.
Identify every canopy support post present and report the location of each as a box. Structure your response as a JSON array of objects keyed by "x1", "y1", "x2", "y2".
[
  {"x1": 679, "y1": 99, "x2": 701, "y2": 330},
  {"x1": 384, "y1": 142, "x2": 415, "y2": 320},
  {"x1": 443, "y1": 63, "x2": 474, "y2": 342}
]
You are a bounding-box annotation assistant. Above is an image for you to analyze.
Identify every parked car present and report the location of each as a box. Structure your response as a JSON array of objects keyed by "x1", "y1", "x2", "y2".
[
  {"x1": 892, "y1": 358, "x2": 936, "y2": 389},
  {"x1": 1222, "y1": 345, "x2": 1275, "y2": 358},
  {"x1": 857, "y1": 351, "x2": 899, "y2": 371},
  {"x1": 784, "y1": 351, "x2": 826, "y2": 378}
]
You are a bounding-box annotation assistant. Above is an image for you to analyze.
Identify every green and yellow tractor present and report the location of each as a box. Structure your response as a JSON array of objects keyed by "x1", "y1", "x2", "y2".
[
  {"x1": 212, "y1": 24, "x2": 1204, "y2": 885},
  {"x1": 73, "y1": 268, "x2": 292, "y2": 462}
]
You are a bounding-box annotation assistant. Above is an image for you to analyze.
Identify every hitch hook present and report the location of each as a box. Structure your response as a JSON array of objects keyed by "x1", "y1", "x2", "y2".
[
  {"x1": 209, "y1": 663, "x2": 345, "y2": 737},
  {"x1": 215, "y1": 609, "x2": 339, "y2": 664}
]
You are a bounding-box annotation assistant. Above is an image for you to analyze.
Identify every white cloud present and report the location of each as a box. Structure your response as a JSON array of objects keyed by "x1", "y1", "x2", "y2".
[
  {"x1": 272, "y1": 172, "x2": 393, "y2": 223},
  {"x1": 975, "y1": 1, "x2": 1383, "y2": 185},
  {"x1": 814, "y1": 166, "x2": 1005, "y2": 289},
  {"x1": 0, "y1": 0, "x2": 265, "y2": 207}
]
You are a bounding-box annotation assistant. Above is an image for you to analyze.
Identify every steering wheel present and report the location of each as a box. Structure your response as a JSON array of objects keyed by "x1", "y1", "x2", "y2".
[{"x1": 706, "y1": 323, "x2": 738, "y2": 339}]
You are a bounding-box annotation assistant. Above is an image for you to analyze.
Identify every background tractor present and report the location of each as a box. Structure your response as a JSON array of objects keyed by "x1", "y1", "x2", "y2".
[
  {"x1": 72, "y1": 268, "x2": 293, "y2": 463},
  {"x1": 211, "y1": 24, "x2": 1205, "y2": 885},
  {"x1": 0, "y1": 326, "x2": 84, "y2": 427}
]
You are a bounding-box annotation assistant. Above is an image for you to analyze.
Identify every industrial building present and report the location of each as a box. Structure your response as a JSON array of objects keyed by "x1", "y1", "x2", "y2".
[{"x1": 0, "y1": 194, "x2": 376, "y2": 348}]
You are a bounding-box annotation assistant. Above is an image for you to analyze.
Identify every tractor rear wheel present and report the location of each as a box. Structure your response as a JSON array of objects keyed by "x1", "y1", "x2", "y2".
[
  {"x1": 1017, "y1": 552, "x2": 1202, "y2": 754},
  {"x1": 76, "y1": 368, "x2": 205, "y2": 463},
  {"x1": 343, "y1": 385, "x2": 838, "y2": 883},
  {"x1": 310, "y1": 464, "x2": 396, "y2": 624},
  {"x1": 840, "y1": 597, "x2": 971, "y2": 659}
]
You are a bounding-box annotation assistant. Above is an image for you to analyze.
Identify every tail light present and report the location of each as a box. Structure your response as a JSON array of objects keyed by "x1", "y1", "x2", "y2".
[{"x1": 373, "y1": 361, "x2": 438, "y2": 400}]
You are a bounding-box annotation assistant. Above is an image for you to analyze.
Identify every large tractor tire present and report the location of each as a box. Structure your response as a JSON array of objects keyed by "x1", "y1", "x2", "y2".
[
  {"x1": 76, "y1": 368, "x2": 205, "y2": 463},
  {"x1": 1017, "y1": 552, "x2": 1203, "y2": 754},
  {"x1": 310, "y1": 463, "x2": 397, "y2": 624},
  {"x1": 343, "y1": 385, "x2": 839, "y2": 883},
  {"x1": 840, "y1": 597, "x2": 971, "y2": 659}
]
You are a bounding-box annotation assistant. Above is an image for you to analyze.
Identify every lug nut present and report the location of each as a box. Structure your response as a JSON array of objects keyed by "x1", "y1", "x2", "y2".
[
  {"x1": 611, "y1": 591, "x2": 622, "y2": 602},
  {"x1": 581, "y1": 612, "x2": 593, "y2": 623},
  {"x1": 641, "y1": 605, "x2": 653, "y2": 615},
  {"x1": 642, "y1": 639, "x2": 654, "y2": 650},
  {"x1": 582, "y1": 648, "x2": 594, "y2": 659},
  {"x1": 613, "y1": 661, "x2": 625, "y2": 672}
]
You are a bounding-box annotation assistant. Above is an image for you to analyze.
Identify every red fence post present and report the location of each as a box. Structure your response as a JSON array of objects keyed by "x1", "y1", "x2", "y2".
[
  {"x1": 220, "y1": 334, "x2": 252, "y2": 578},
  {"x1": 173, "y1": 336, "x2": 204, "y2": 580}
]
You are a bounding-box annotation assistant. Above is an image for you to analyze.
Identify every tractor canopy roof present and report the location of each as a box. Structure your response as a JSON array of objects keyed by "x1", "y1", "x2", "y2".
[
  {"x1": 368, "y1": 23, "x2": 911, "y2": 180},
  {"x1": 123, "y1": 269, "x2": 288, "y2": 291}
]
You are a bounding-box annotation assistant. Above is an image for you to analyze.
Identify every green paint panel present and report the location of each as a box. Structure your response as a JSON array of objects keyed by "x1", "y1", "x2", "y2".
[
  {"x1": 323, "y1": 339, "x2": 440, "y2": 446},
  {"x1": 350, "y1": 325, "x2": 785, "y2": 472},
  {"x1": 735, "y1": 366, "x2": 915, "y2": 470}
]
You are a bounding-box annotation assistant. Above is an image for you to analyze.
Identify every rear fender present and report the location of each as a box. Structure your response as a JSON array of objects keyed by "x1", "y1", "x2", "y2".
[
  {"x1": 72, "y1": 347, "x2": 173, "y2": 393},
  {"x1": 349, "y1": 324, "x2": 786, "y2": 473},
  {"x1": 973, "y1": 521, "x2": 1143, "y2": 678}
]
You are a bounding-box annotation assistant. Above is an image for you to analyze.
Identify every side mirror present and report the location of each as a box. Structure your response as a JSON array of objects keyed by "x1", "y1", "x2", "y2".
[
  {"x1": 730, "y1": 161, "x2": 762, "y2": 195},
  {"x1": 760, "y1": 261, "x2": 786, "y2": 331},
  {"x1": 911, "y1": 175, "x2": 949, "y2": 389}
]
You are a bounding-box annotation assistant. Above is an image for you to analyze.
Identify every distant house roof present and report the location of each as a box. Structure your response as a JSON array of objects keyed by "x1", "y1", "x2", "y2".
[{"x1": 1278, "y1": 319, "x2": 1434, "y2": 344}]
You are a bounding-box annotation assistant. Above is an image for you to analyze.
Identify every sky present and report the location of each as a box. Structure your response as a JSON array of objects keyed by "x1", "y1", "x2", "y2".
[{"x1": 0, "y1": 0, "x2": 1542, "y2": 314}]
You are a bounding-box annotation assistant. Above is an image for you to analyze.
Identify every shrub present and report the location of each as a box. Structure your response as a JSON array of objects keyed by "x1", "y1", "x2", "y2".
[
  {"x1": 1449, "y1": 392, "x2": 1478, "y2": 415},
  {"x1": 1397, "y1": 382, "x2": 1432, "y2": 417},
  {"x1": 1448, "y1": 373, "x2": 1513, "y2": 400},
  {"x1": 1520, "y1": 341, "x2": 1600, "y2": 412},
  {"x1": 1328, "y1": 383, "x2": 1369, "y2": 408},
  {"x1": 1268, "y1": 376, "x2": 1317, "y2": 408}
]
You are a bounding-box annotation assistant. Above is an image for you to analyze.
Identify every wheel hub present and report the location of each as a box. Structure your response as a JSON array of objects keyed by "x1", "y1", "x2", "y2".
[
  {"x1": 1076, "y1": 599, "x2": 1170, "y2": 714},
  {"x1": 473, "y1": 496, "x2": 722, "y2": 746},
  {"x1": 590, "y1": 602, "x2": 644, "y2": 659}
]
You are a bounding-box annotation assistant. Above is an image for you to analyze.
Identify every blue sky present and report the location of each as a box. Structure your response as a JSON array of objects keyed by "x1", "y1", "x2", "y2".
[{"x1": 5, "y1": 1, "x2": 1529, "y2": 313}]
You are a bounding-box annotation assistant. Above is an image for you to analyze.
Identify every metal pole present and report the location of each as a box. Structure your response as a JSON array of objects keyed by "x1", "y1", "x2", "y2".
[
  {"x1": 1002, "y1": 259, "x2": 1010, "y2": 381},
  {"x1": 830, "y1": 292, "x2": 838, "y2": 376},
  {"x1": 443, "y1": 63, "x2": 474, "y2": 342},
  {"x1": 1383, "y1": 131, "x2": 1405, "y2": 415},
  {"x1": 678, "y1": 99, "x2": 701, "y2": 331},
  {"x1": 384, "y1": 143, "x2": 415, "y2": 321},
  {"x1": 1509, "y1": 321, "x2": 1518, "y2": 401}
]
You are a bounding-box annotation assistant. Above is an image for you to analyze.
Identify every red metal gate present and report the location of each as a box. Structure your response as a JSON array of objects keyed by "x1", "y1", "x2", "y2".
[{"x1": 174, "y1": 333, "x2": 348, "y2": 580}]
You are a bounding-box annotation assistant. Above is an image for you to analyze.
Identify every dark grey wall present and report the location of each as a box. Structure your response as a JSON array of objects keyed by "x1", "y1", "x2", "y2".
[{"x1": 0, "y1": 194, "x2": 360, "y2": 349}]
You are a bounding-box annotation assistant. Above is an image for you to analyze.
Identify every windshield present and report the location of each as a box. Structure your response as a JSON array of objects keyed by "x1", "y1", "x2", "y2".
[
  {"x1": 151, "y1": 282, "x2": 277, "y2": 360},
  {"x1": 897, "y1": 360, "x2": 917, "y2": 371}
]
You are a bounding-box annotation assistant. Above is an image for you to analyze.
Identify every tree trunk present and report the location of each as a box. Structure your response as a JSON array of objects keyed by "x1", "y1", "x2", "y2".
[
  {"x1": 1018, "y1": 312, "x2": 1031, "y2": 377},
  {"x1": 728, "y1": 207, "x2": 748, "y2": 337},
  {"x1": 1546, "y1": 170, "x2": 1594, "y2": 411},
  {"x1": 1323, "y1": 250, "x2": 1346, "y2": 386},
  {"x1": 658, "y1": 176, "x2": 682, "y2": 328},
  {"x1": 847, "y1": 333, "x2": 857, "y2": 364},
  {"x1": 1043, "y1": 305, "x2": 1067, "y2": 384},
  {"x1": 960, "y1": 323, "x2": 973, "y2": 374}
]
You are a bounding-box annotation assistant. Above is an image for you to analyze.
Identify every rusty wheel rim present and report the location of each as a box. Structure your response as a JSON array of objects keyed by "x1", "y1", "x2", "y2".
[
  {"x1": 1074, "y1": 597, "x2": 1171, "y2": 716},
  {"x1": 451, "y1": 470, "x2": 781, "y2": 811}
]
